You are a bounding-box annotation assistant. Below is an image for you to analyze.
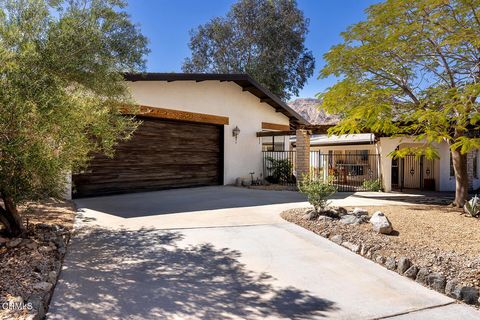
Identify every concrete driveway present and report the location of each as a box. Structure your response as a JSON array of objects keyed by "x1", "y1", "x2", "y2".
[{"x1": 48, "y1": 187, "x2": 480, "y2": 319}]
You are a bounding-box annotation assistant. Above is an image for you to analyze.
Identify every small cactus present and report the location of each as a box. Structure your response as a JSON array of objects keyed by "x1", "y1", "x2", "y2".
[{"x1": 464, "y1": 195, "x2": 480, "y2": 217}]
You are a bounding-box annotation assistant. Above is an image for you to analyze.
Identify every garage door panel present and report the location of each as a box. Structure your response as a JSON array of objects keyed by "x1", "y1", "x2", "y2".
[{"x1": 73, "y1": 117, "x2": 223, "y2": 197}]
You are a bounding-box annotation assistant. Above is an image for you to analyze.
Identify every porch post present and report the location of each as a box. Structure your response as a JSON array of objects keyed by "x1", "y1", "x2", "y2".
[
  {"x1": 378, "y1": 137, "x2": 399, "y2": 192},
  {"x1": 296, "y1": 129, "x2": 310, "y2": 181}
]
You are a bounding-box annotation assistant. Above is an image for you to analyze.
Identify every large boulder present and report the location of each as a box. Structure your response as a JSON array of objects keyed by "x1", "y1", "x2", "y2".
[{"x1": 369, "y1": 211, "x2": 393, "y2": 234}]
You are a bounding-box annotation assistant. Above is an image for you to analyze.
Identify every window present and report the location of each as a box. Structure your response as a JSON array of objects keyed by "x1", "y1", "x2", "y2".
[{"x1": 262, "y1": 136, "x2": 285, "y2": 151}]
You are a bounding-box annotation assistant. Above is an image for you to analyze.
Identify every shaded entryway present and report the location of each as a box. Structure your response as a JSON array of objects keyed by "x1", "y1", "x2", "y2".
[{"x1": 392, "y1": 154, "x2": 436, "y2": 191}]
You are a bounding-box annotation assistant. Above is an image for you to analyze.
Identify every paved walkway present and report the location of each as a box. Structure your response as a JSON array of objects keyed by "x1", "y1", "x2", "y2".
[{"x1": 48, "y1": 187, "x2": 479, "y2": 319}]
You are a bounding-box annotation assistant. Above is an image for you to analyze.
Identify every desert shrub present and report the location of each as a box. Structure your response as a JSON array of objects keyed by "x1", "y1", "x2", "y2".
[
  {"x1": 362, "y1": 179, "x2": 382, "y2": 191},
  {"x1": 464, "y1": 195, "x2": 480, "y2": 218},
  {"x1": 265, "y1": 157, "x2": 295, "y2": 184},
  {"x1": 298, "y1": 175, "x2": 337, "y2": 212}
]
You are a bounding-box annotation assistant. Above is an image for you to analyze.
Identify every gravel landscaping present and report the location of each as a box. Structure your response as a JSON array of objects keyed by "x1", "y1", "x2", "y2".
[
  {"x1": 0, "y1": 200, "x2": 75, "y2": 320},
  {"x1": 281, "y1": 204, "x2": 480, "y2": 306}
]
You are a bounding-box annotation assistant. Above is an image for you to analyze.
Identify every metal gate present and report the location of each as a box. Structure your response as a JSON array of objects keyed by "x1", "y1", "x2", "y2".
[
  {"x1": 310, "y1": 152, "x2": 381, "y2": 192},
  {"x1": 393, "y1": 155, "x2": 435, "y2": 191}
]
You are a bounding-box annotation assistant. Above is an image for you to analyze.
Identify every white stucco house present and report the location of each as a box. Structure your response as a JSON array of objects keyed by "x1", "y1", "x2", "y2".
[
  {"x1": 70, "y1": 73, "x2": 305, "y2": 198},
  {"x1": 290, "y1": 133, "x2": 480, "y2": 193},
  {"x1": 68, "y1": 72, "x2": 478, "y2": 198}
]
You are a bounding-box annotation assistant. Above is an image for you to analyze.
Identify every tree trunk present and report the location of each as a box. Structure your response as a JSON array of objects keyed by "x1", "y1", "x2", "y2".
[
  {"x1": 0, "y1": 194, "x2": 24, "y2": 237},
  {"x1": 451, "y1": 149, "x2": 469, "y2": 207}
]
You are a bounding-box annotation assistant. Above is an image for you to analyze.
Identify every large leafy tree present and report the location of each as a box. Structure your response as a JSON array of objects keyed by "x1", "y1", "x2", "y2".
[
  {"x1": 183, "y1": 0, "x2": 315, "y2": 100},
  {"x1": 319, "y1": 0, "x2": 480, "y2": 207},
  {"x1": 0, "y1": 0, "x2": 148, "y2": 236}
]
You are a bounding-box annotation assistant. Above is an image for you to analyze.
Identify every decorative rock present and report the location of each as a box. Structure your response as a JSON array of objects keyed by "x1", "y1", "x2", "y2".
[
  {"x1": 404, "y1": 265, "x2": 418, "y2": 279},
  {"x1": 48, "y1": 271, "x2": 58, "y2": 283},
  {"x1": 445, "y1": 280, "x2": 459, "y2": 298},
  {"x1": 320, "y1": 231, "x2": 330, "y2": 238},
  {"x1": 28, "y1": 294, "x2": 46, "y2": 319},
  {"x1": 342, "y1": 241, "x2": 360, "y2": 253},
  {"x1": 426, "y1": 272, "x2": 446, "y2": 293},
  {"x1": 335, "y1": 207, "x2": 348, "y2": 216},
  {"x1": 360, "y1": 244, "x2": 371, "y2": 256},
  {"x1": 38, "y1": 246, "x2": 53, "y2": 253},
  {"x1": 459, "y1": 286, "x2": 479, "y2": 305},
  {"x1": 375, "y1": 255, "x2": 386, "y2": 264},
  {"x1": 33, "y1": 281, "x2": 53, "y2": 291},
  {"x1": 369, "y1": 211, "x2": 393, "y2": 234},
  {"x1": 318, "y1": 215, "x2": 333, "y2": 222},
  {"x1": 365, "y1": 250, "x2": 373, "y2": 259},
  {"x1": 340, "y1": 215, "x2": 363, "y2": 225},
  {"x1": 385, "y1": 257, "x2": 397, "y2": 270},
  {"x1": 397, "y1": 257, "x2": 412, "y2": 274},
  {"x1": 352, "y1": 208, "x2": 368, "y2": 216},
  {"x1": 303, "y1": 210, "x2": 319, "y2": 221},
  {"x1": 26, "y1": 241, "x2": 38, "y2": 250},
  {"x1": 416, "y1": 268, "x2": 429, "y2": 284},
  {"x1": 6, "y1": 238, "x2": 23, "y2": 248},
  {"x1": 330, "y1": 235, "x2": 343, "y2": 245}
]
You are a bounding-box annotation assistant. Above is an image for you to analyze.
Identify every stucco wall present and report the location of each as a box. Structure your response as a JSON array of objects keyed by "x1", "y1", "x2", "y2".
[
  {"x1": 378, "y1": 137, "x2": 480, "y2": 192},
  {"x1": 126, "y1": 80, "x2": 290, "y2": 185}
]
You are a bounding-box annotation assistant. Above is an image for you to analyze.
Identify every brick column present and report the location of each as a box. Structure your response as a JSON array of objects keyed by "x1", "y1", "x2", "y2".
[{"x1": 296, "y1": 129, "x2": 310, "y2": 181}]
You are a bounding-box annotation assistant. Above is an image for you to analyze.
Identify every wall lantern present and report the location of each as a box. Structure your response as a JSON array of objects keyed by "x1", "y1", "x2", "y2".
[
  {"x1": 232, "y1": 126, "x2": 240, "y2": 143},
  {"x1": 426, "y1": 168, "x2": 431, "y2": 177},
  {"x1": 410, "y1": 168, "x2": 415, "y2": 176}
]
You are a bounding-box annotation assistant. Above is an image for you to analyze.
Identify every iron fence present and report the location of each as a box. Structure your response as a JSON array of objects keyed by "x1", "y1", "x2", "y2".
[
  {"x1": 262, "y1": 151, "x2": 296, "y2": 185},
  {"x1": 262, "y1": 151, "x2": 382, "y2": 191},
  {"x1": 310, "y1": 152, "x2": 381, "y2": 191}
]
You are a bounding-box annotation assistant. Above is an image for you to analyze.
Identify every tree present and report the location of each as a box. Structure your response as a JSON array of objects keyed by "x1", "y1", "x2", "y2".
[
  {"x1": 0, "y1": 0, "x2": 149, "y2": 236},
  {"x1": 319, "y1": 0, "x2": 480, "y2": 207},
  {"x1": 182, "y1": 0, "x2": 315, "y2": 100}
]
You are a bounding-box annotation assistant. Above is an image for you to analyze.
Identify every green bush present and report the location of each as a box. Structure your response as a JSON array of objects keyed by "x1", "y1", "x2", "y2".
[
  {"x1": 362, "y1": 179, "x2": 382, "y2": 192},
  {"x1": 265, "y1": 157, "x2": 295, "y2": 184},
  {"x1": 298, "y1": 175, "x2": 337, "y2": 212}
]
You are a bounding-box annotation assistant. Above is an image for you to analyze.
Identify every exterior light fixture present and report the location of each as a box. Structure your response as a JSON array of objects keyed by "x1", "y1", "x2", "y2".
[
  {"x1": 426, "y1": 168, "x2": 431, "y2": 176},
  {"x1": 410, "y1": 168, "x2": 415, "y2": 176},
  {"x1": 232, "y1": 126, "x2": 240, "y2": 143}
]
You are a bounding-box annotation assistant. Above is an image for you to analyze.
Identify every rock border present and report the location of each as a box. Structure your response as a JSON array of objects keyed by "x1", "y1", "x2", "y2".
[
  {"x1": 291, "y1": 207, "x2": 480, "y2": 307},
  {"x1": 0, "y1": 223, "x2": 72, "y2": 320}
]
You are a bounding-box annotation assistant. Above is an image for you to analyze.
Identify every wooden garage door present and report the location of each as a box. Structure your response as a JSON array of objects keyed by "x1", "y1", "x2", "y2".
[{"x1": 73, "y1": 117, "x2": 223, "y2": 197}]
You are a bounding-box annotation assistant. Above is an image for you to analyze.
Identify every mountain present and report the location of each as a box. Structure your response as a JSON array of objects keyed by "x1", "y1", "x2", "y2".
[{"x1": 288, "y1": 98, "x2": 339, "y2": 125}]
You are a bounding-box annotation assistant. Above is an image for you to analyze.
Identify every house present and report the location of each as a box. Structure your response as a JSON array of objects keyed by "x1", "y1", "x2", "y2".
[
  {"x1": 70, "y1": 73, "x2": 303, "y2": 198},
  {"x1": 289, "y1": 133, "x2": 480, "y2": 193}
]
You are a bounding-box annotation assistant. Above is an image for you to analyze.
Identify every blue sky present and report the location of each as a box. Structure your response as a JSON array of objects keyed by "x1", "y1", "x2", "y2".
[{"x1": 126, "y1": 0, "x2": 380, "y2": 100}]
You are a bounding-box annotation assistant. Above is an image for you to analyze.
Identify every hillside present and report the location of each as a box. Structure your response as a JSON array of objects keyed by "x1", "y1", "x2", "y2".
[{"x1": 288, "y1": 98, "x2": 339, "y2": 125}]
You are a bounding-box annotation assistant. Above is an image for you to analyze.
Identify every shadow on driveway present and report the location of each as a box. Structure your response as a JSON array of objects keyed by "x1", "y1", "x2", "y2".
[
  {"x1": 49, "y1": 227, "x2": 336, "y2": 319},
  {"x1": 74, "y1": 186, "x2": 308, "y2": 218}
]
